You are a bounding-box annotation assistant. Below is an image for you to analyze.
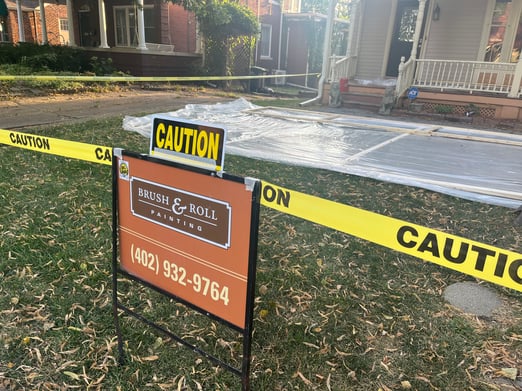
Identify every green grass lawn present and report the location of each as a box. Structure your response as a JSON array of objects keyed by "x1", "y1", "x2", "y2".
[{"x1": 0, "y1": 116, "x2": 521, "y2": 390}]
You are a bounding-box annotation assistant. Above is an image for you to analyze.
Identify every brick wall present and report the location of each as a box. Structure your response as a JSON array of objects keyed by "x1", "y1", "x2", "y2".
[
  {"x1": 168, "y1": 3, "x2": 196, "y2": 53},
  {"x1": 6, "y1": 4, "x2": 67, "y2": 44},
  {"x1": 5, "y1": 12, "x2": 17, "y2": 42},
  {"x1": 5, "y1": 10, "x2": 38, "y2": 43},
  {"x1": 241, "y1": 0, "x2": 272, "y2": 17},
  {"x1": 43, "y1": 4, "x2": 68, "y2": 45},
  {"x1": 22, "y1": 10, "x2": 37, "y2": 42}
]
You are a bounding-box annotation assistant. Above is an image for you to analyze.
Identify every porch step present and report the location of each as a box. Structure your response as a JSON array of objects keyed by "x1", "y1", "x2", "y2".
[
  {"x1": 342, "y1": 100, "x2": 382, "y2": 110},
  {"x1": 341, "y1": 92, "x2": 383, "y2": 110}
]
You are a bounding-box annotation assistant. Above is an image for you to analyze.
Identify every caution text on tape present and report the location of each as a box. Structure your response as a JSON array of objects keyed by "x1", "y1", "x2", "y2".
[
  {"x1": 260, "y1": 181, "x2": 522, "y2": 292},
  {"x1": 1, "y1": 129, "x2": 520, "y2": 292},
  {"x1": 0, "y1": 129, "x2": 112, "y2": 165}
]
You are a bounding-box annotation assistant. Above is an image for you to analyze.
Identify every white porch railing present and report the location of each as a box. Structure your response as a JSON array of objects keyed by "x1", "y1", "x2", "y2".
[
  {"x1": 413, "y1": 59, "x2": 522, "y2": 97},
  {"x1": 145, "y1": 42, "x2": 175, "y2": 52},
  {"x1": 328, "y1": 55, "x2": 357, "y2": 82},
  {"x1": 330, "y1": 56, "x2": 522, "y2": 99},
  {"x1": 396, "y1": 56, "x2": 416, "y2": 98}
]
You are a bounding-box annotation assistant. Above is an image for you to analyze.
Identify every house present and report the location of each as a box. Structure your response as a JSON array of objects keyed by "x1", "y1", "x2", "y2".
[
  {"x1": 73, "y1": 0, "x2": 201, "y2": 76},
  {"x1": 1, "y1": 0, "x2": 68, "y2": 44},
  {"x1": 281, "y1": 12, "x2": 344, "y2": 88},
  {"x1": 1, "y1": 0, "x2": 202, "y2": 76},
  {"x1": 328, "y1": 0, "x2": 522, "y2": 121},
  {"x1": 252, "y1": 0, "x2": 348, "y2": 89},
  {"x1": 1, "y1": 0, "x2": 334, "y2": 82}
]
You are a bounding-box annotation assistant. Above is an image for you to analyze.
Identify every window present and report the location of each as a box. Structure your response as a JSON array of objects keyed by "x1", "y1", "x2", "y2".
[
  {"x1": 484, "y1": 0, "x2": 522, "y2": 62},
  {"x1": 0, "y1": 16, "x2": 8, "y2": 42},
  {"x1": 283, "y1": 0, "x2": 300, "y2": 13},
  {"x1": 59, "y1": 19, "x2": 69, "y2": 32},
  {"x1": 259, "y1": 24, "x2": 272, "y2": 58},
  {"x1": 398, "y1": 8, "x2": 418, "y2": 43},
  {"x1": 114, "y1": 5, "x2": 154, "y2": 47},
  {"x1": 512, "y1": 8, "x2": 522, "y2": 61},
  {"x1": 59, "y1": 18, "x2": 69, "y2": 45}
]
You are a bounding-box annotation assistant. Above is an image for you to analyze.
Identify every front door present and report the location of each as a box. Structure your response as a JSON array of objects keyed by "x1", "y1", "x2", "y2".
[
  {"x1": 386, "y1": 0, "x2": 427, "y2": 77},
  {"x1": 78, "y1": 9, "x2": 98, "y2": 47}
]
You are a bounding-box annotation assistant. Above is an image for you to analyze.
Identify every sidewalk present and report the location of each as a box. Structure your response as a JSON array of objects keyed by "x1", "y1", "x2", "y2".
[
  {"x1": 3, "y1": 85, "x2": 522, "y2": 136},
  {"x1": 0, "y1": 87, "x2": 229, "y2": 130}
]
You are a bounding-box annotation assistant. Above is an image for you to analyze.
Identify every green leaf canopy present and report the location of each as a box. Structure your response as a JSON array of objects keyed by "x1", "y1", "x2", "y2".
[{"x1": 170, "y1": 0, "x2": 259, "y2": 39}]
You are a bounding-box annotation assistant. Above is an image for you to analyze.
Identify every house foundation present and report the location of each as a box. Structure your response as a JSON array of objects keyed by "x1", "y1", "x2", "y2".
[{"x1": 323, "y1": 82, "x2": 522, "y2": 122}]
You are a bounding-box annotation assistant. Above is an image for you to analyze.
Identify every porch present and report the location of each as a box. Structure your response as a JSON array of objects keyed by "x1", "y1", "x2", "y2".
[
  {"x1": 83, "y1": 47, "x2": 202, "y2": 77},
  {"x1": 328, "y1": 55, "x2": 522, "y2": 121}
]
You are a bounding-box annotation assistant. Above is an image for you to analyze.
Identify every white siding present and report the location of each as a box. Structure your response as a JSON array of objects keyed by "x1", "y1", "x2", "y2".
[
  {"x1": 356, "y1": 0, "x2": 393, "y2": 79},
  {"x1": 423, "y1": 0, "x2": 489, "y2": 60}
]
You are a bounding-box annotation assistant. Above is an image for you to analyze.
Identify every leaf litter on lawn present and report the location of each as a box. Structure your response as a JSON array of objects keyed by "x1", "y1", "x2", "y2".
[{"x1": 0, "y1": 118, "x2": 520, "y2": 390}]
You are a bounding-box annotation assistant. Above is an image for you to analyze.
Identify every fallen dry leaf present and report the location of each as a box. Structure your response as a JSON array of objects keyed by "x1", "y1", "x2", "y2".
[{"x1": 497, "y1": 367, "x2": 518, "y2": 380}]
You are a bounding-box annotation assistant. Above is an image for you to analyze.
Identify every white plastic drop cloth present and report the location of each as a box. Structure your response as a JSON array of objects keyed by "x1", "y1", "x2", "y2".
[{"x1": 122, "y1": 98, "x2": 522, "y2": 208}]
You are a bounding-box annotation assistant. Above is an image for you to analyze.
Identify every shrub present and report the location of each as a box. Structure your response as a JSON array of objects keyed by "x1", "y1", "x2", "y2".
[
  {"x1": 434, "y1": 104, "x2": 454, "y2": 114},
  {"x1": 0, "y1": 43, "x2": 116, "y2": 75}
]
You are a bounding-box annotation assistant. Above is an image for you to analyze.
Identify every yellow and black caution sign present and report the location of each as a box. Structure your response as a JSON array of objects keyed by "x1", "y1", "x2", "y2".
[
  {"x1": 150, "y1": 116, "x2": 226, "y2": 171},
  {"x1": 1, "y1": 129, "x2": 521, "y2": 292},
  {"x1": 261, "y1": 181, "x2": 522, "y2": 292},
  {"x1": 0, "y1": 129, "x2": 112, "y2": 165}
]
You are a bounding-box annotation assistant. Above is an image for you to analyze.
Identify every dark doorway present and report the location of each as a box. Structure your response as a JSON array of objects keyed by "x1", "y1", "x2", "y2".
[
  {"x1": 79, "y1": 10, "x2": 98, "y2": 47},
  {"x1": 386, "y1": 0, "x2": 427, "y2": 77}
]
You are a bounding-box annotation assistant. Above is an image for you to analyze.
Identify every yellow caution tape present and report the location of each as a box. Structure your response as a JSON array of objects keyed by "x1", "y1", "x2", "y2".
[
  {"x1": 261, "y1": 181, "x2": 522, "y2": 292},
  {"x1": 0, "y1": 73, "x2": 317, "y2": 82},
  {"x1": 0, "y1": 129, "x2": 112, "y2": 165},
  {"x1": 1, "y1": 129, "x2": 520, "y2": 292}
]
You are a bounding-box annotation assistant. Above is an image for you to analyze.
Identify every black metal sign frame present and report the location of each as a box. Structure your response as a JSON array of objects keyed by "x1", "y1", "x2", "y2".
[{"x1": 111, "y1": 149, "x2": 261, "y2": 390}]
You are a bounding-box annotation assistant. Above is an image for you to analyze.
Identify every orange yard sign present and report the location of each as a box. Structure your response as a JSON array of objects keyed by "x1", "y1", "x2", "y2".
[{"x1": 115, "y1": 151, "x2": 260, "y2": 329}]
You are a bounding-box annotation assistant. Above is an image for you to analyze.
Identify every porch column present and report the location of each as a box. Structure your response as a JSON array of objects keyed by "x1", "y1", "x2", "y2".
[
  {"x1": 136, "y1": 0, "x2": 147, "y2": 50},
  {"x1": 97, "y1": 0, "x2": 109, "y2": 48},
  {"x1": 38, "y1": 0, "x2": 48, "y2": 44},
  {"x1": 66, "y1": 0, "x2": 76, "y2": 46},
  {"x1": 410, "y1": 0, "x2": 426, "y2": 60},
  {"x1": 345, "y1": 0, "x2": 359, "y2": 57},
  {"x1": 16, "y1": 0, "x2": 24, "y2": 42},
  {"x1": 353, "y1": 0, "x2": 363, "y2": 61}
]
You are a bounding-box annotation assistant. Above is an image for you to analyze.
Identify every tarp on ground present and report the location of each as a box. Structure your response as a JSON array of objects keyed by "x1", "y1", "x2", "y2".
[{"x1": 122, "y1": 98, "x2": 522, "y2": 209}]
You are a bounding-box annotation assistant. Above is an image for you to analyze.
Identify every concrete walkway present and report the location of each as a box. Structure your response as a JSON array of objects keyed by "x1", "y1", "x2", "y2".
[
  {"x1": 0, "y1": 88, "x2": 229, "y2": 130},
  {"x1": 3, "y1": 86, "x2": 522, "y2": 134}
]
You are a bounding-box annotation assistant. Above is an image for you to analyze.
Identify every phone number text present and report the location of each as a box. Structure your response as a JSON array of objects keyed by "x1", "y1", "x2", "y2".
[{"x1": 130, "y1": 244, "x2": 230, "y2": 306}]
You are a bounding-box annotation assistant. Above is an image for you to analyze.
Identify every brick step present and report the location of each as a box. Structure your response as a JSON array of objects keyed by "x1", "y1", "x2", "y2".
[
  {"x1": 341, "y1": 100, "x2": 381, "y2": 111},
  {"x1": 341, "y1": 92, "x2": 383, "y2": 105},
  {"x1": 340, "y1": 91, "x2": 383, "y2": 110}
]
